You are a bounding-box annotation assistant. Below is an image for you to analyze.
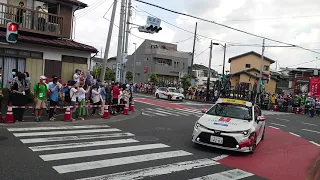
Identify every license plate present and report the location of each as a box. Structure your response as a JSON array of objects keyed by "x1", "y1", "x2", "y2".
[{"x1": 210, "y1": 136, "x2": 223, "y2": 144}]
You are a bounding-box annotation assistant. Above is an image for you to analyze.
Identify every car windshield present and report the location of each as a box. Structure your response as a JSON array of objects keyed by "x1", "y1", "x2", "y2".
[
  {"x1": 168, "y1": 88, "x2": 179, "y2": 93},
  {"x1": 206, "y1": 103, "x2": 252, "y2": 121}
]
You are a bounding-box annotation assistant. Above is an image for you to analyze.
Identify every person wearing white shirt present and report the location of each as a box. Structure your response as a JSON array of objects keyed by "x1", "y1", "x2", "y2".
[
  {"x1": 73, "y1": 69, "x2": 81, "y2": 83},
  {"x1": 91, "y1": 84, "x2": 101, "y2": 116},
  {"x1": 77, "y1": 82, "x2": 90, "y2": 120},
  {"x1": 69, "y1": 82, "x2": 78, "y2": 120}
]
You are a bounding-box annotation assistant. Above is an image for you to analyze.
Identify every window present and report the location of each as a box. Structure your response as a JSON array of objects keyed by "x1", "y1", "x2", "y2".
[
  {"x1": 112, "y1": 64, "x2": 116, "y2": 70},
  {"x1": 245, "y1": 64, "x2": 251, "y2": 68},
  {"x1": 206, "y1": 103, "x2": 252, "y2": 121},
  {"x1": 264, "y1": 65, "x2": 269, "y2": 71}
]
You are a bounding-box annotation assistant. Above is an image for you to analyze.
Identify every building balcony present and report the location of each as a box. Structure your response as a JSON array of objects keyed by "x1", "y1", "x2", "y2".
[
  {"x1": 0, "y1": 3, "x2": 63, "y2": 37},
  {"x1": 146, "y1": 48, "x2": 189, "y2": 59}
]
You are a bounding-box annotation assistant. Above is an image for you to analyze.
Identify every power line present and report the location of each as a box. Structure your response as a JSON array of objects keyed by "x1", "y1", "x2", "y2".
[
  {"x1": 174, "y1": 36, "x2": 194, "y2": 43},
  {"x1": 76, "y1": 0, "x2": 108, "y2": 19},
  {"x1": 195, "y1": 47, "x2": 209, "y2": 58},
  {"x1": 102, "y1": 2, "x2": 115, "y2": 19},
  {"x1": 134, "y1": 0, "x2": 320, "y2": 55},
  {"x1": 287, "y1": 59, "x2": 318, "y2": 68},
  {"x1": 76, "y1": 0, "x2": 105, "y2": 17}
]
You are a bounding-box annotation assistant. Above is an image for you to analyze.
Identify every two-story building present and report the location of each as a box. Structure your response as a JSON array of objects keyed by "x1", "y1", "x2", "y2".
[
  {"x1": 229, "y1": 51, "x2": 278, "y2": 94},
  {"x1": 126, "y1": 39, "x2": 190, "y2": 83},
  {"x1": 0, "y1": 0, "x2": 97, "y2": 88},
  {"x1": 90, "y1": 57, "x2": 117, "y2": 71}
]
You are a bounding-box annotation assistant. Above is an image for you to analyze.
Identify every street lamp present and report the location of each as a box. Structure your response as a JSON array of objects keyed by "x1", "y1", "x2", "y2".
[{"x1": 133, "y1": 43, "x2": 137, "y2": 83}]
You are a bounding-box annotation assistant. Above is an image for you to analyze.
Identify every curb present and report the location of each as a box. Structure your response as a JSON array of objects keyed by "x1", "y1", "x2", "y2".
[{"x1": 0, "y1": 110, "x2": 141, "y2": 127}]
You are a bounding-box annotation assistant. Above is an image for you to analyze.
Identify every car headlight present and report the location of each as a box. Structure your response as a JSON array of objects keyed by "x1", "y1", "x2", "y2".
[
  {"x1": 195, "y1": 122, "x2": 204, "y2": 129},
  {"x1": 242, "y1": 129, "x2": 251, "y2": 136}
]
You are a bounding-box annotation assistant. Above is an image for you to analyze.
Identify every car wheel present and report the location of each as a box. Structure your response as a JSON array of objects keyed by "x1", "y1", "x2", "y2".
[
  {"x1": 156, "y1": 93, "x2": 159, "y2": 99},
  {"x1": 261, "y1": 127, "x2": 265, "y2": 141},
  {"x1": 249, "y1": 133, "x2": 257, "y2": 154}
]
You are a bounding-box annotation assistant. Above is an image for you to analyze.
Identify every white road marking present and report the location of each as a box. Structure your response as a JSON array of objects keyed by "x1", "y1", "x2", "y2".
[
  {"x1": 289, "y1": 132, "x2": 301, "y2": 137},
  {"x1": 310, "y1": 141, "x2": 320, "y2": 147},
  {"x1": 268, "y1": 126, "x2": 279, "y2": 129},
  {"x1": 177, "y1": 108, "x2": 202, "y2": 114},
  {"x1": 165, "y1": 108, "x2": 197, "y2": 115},
  {"x1": 134, "y1": 100, "x2": 157, "y2": 106},
  {"x1": 302, "y1": 129, "x2": 320, "y2": 134},
  {"x1": 189, "y1": 169, "x2": 253, "y2": 180},
  {"x1": 143, "y1": 110, "x2": 167, "y2": 116},
  {"x1": 7, "y1": 125, "x2": 110, "y2": 132},
  {"x1": 13, "y1": 128, "x2": 121, "y2": 137},
  {"x1": 276, "y1": 118, "x2": 290, "y2": 122},
  {"x1": 40, "y1": 143, "x2": 169, "y2": 161},
  {"x1": 77, "y1": 158, "x2": 220, "y2": 180},
  {"x1": 155, "y1": 108, "x2": 190, "y2": 116},
  {"x1": 20, "y1": 133, "x2": 135, "y2": 144},
  {"x1": 30, "y1": 139, "x2": 138, "y2": 151},
  {"x1": 270, "y1": 123, "x2": 286, "y2": 127},
  {"x1": 146, "y1": 108, "x2": 179, "y2": 116},
  {"x1": 53, "y1": 150, "x2": 192, "y2": 174},
  {"x1": 301, "y1": 122, "x2": 317, "y2": 126},
  {"x1": 141, "y1": 112, "x2": 155, "y2": 117},
  {"x1": 212, "y1": 155, "x2": 229, "y2": 161}
]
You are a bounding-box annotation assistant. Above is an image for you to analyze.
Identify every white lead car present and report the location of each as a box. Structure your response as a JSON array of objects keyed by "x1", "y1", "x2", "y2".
[{"x1": 192, "y1": 98, "x2": 266, "y2": 154}]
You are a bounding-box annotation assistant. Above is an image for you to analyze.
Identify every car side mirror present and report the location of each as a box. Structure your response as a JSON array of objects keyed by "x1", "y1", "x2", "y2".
[
  {"x1": 257, "y1": 116, "x2": 265, "y2": 121},
  {"x1": 201, "y1": 109, "x2": 207, "y2": 113}
]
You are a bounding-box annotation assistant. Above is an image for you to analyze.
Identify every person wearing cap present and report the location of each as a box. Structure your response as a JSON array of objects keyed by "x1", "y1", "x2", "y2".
[
  {"x1": 34, "y1": 75, "x2": 49, "y2": 122},
  {"x1": 48, "y1": 76, "x2": 60, "y2": 121}
]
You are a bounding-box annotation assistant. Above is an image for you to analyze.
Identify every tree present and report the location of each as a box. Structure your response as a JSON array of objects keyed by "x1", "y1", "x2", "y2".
[
  {"x1": 181, "y1": 75, "x2": 191, "y2": 90},
  {"x1": 126, "y1": 71, "x2": 133, "y2": 82},
  {"x1": 149, "y1": 73, "x2": 158, "y2": 83},
  {"x1": 105, "y1": 69, "x2": 115, "y2": 81}
]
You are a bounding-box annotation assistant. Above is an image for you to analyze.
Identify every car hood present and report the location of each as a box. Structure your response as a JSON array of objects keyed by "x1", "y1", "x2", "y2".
[{"x1": 198, "y1": 114, "x2": 252, "y2": 131}]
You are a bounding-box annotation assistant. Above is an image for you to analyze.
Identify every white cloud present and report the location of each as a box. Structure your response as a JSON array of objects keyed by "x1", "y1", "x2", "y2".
[{"x1": 75, "y1": 0, "x2": 320, "y2": 73}]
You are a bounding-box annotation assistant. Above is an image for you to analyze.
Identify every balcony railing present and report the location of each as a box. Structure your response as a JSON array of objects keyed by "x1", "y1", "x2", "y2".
[
  {"x1": 0, "y1": 3, "x2": 63, "y2": 36},
  {"x1": 146, "y1": 48, "x2": 189, "y2": 59}
]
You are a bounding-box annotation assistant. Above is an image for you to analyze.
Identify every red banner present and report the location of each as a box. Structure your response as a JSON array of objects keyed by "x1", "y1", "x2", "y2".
[
  {"x1": 309, "y1": 77, "x2": 320, "y2": 96},
  {"x1": 144, "y1": 66, "x2": 147, "y2": 73}
]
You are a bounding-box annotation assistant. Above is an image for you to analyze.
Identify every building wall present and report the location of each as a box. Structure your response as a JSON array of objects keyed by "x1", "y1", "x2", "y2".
[
  {"x1": 25, "y1": 58, "x2": 43, "y2": 87},
  {"x1": 229, "y1": 54, "x2": 272, "y2": 74}
]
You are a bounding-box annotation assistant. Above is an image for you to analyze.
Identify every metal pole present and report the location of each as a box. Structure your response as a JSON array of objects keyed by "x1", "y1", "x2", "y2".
[
  {"x1": 190, "y1": 22, "x2": 197, "y2": 77},
  {"x1": 222, "y1": 43, "x2": 226, "y2": 76},
  {"x1": 100, "y1": 0, "x2": 118, "y2": 82},
  {"x1": 121, "y1": 0, "x2": 127, "y2": 83},
  {"x1": 133, "y1": 43, "x2": 137, "y2": 83},
  {"x1": 122, "y1": 0, "x2": 132, "y2": 84},
  {"x1": 257, "y1": 38, "x2": 265, "y2": 103},
  {"x1": 206, "y1": 40, "x2": 213, "y2": 101},
  {"x1": 115, "y1": 0, "x2": 126, "y2": 83}
]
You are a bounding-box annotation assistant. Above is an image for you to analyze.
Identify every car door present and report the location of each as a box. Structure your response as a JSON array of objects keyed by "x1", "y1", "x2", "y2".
[
  {"x1": 254, "y1": 105, "x2": 264, "y2": 139},
  {"x1": 159, "y1": 88, "x2": 167, "y2": 99}
]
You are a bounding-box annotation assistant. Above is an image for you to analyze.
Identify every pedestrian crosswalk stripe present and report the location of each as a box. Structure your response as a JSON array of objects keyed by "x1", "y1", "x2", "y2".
[
  {"x1": 177, "y1": 108, "x2": 202, "y2": 114},
  {"x1": 171, "y1": 108, "x2": 202, "y2": 115},
  {"x1": 77, "y1": 158, "x2": 220, "y2": 180},
  {"x1": 7, "y1": 125, "x2": 110, "y2": 132},
  {"x1": 40, "y1": 143, "x2": 170, "y2": 161},
  {"x1": 189, "y1": 169, "x2": 253, "y2": 180},
  {"x1": 156, "y1": 108, "x2": 190, "y2": 116},
  {"x1": 146, "y1": 108, "x2": 180, "y2": 116},
  {"x1": 30, "y1": 139, "x2": 138, "y2": 152},
  {"x1": 53, "y1": 150, "x2": 193, "y2": 174},
  {"x1": 13, "y1": 128, "x2": 121, "y2": 137},
  {"x1": 20, "y1": 132, "x2": 135, "y2": 144},
  {"x1": 143, "y1": 110, "x2": 168, "y2": 116}
]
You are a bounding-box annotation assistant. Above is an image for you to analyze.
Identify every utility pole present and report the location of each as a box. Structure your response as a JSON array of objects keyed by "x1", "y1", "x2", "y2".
[
  {"x1": 122, "y1": 0, "x2": 132, "y2": 84},
  {"x1": 257, "y1": 38, "x2": 265, "y2": 104},
  {"x1": 100, "y1": 0, "x2": 118, "y2": 82},
  {"x1": 115, "y1": 0, "x2": 126, "y2": 83},
  {"x1": 190, "y1": 22, "x2": 197, "y2": 77},
  {"x1": 121, "y1": 0, "x2": 127, "y2": 83},
  {"x1": 206, "y1": 40, "x2": 213, "y2": 101},
  {"x1": 222, "y1": 43, "x2": 226, "y2": 76},
  {"x1": 133, "y1": 42, "x2": 137, "y2": 83}
]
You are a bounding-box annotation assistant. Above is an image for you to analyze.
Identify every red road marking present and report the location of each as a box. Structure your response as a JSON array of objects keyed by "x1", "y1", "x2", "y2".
[
  {"x1": 134, "y1": 98, "x2": 193, "y2": 109},
  {"x1": 218, "y1": 127, "x2": 320, "y2": 180}
]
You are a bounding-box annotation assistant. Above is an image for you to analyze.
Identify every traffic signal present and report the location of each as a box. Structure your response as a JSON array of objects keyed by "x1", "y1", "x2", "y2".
[
  {"x1": 146, "y1": 25, "x2": 162, "y2": 33},
  {"x1": 6, "y1": 22, "x2": 19, "y2": 43}
]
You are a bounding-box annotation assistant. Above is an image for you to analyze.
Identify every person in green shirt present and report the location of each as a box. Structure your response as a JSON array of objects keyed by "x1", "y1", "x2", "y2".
[
  {"x1": 33, "y1": 75, "x2": 48, "y2": 122},
  {"x1": 300, "y1": 94, "x2": 306, "y2": 114}
]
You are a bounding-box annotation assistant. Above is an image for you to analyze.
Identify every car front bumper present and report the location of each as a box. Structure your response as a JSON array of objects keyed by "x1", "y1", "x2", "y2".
[{"x1": 192, "y1": 126, "x2": 253, "y2": 152}]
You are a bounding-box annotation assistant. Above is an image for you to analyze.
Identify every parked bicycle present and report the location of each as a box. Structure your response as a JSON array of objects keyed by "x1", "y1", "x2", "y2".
[{"x1": 213, "y1": 70, "x2": 231, "y2": 101}]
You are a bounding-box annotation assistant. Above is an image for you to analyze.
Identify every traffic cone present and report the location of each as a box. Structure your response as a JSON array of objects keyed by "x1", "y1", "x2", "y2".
[
  {"x1": 64, "y1": 105, "x2": 72, "y2": 122},
  {"x1": 123, "y1": 100, "x2": 129, "y2": 115},
  {"x1": 129, "y1": 99, "x2": 134, "y2": 111},
  {"x1": 295, "y1": 107, "x2": 300, "y2": 114},
  {"x1": 102, "y1": 104, "x2": 110, "y2": 119},
  {"x1": 4, "y1": 102, "x2": 14, "y2": 123}
]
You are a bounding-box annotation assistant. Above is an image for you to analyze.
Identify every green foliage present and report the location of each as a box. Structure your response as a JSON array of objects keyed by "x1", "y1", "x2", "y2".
[
  {"x1": 149, "y1": 73, "x2": 158, "y2": 83},
  {"x1": 92, "y1": 66, "x2": 115, "y2": 81},
  {"x1": 126, "y1": 71, "x2": 133, "y2": 82},
  {"x1": 181, "y1": 75, "x2": 191, "y2": 89}
]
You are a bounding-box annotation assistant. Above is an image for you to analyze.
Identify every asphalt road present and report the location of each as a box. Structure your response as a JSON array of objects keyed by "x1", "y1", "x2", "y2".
[{"x1": 0, "y1": 94, "x2": 319, "y2": 180}]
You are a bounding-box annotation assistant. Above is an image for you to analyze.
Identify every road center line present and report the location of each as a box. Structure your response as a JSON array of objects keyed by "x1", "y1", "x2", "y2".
[
  {"x1": 270, "y1": 123, "x2": 286, "y2": 127},
  {"x1": 276, "y1": 118, "x2": 290, "y2": 121},
  {"x1": 302, "y1": 129, "x2": 320, "y2": 134},
  {"x1": 301, "y1": 122, "x2": 317, "y2": 126},
  {"x1": 289, "y1": 132, "x2": 300, "y2": 137}
]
